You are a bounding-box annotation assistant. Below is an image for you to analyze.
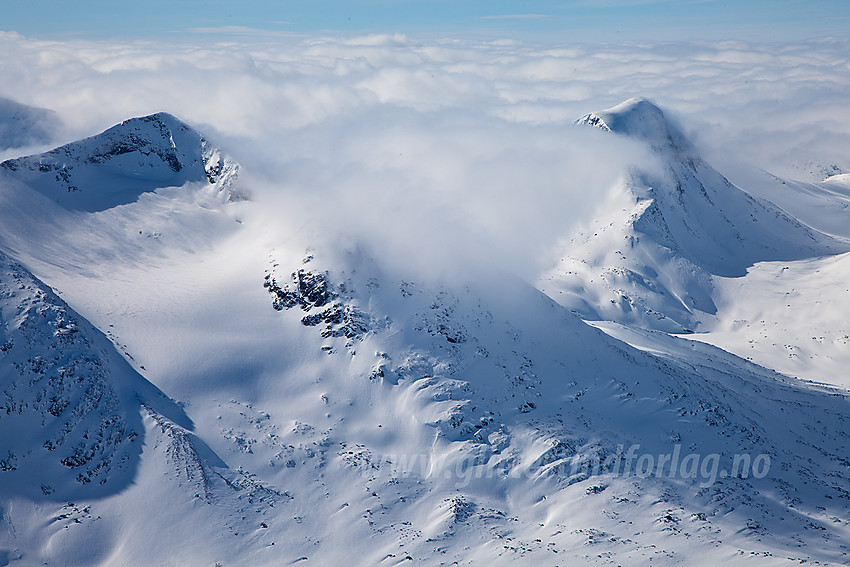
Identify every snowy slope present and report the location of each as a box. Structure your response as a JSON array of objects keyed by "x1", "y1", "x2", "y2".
[
  {"x1": 0, "y1": 249, "x2": 144, "y2": 498},
  {"x1": 0, "y1": 249, "x2": 289, "y2": 566},
  {"x1": 686, "y1": 251, "x2": 850, "y2": 389},
  {"x1": 0, "y1": 97, "x2": 59, "y2": 151},
  {"x1": 539, "y1": 98, "x2": 847, "y2": 332},
  {"x1": 0, "y1": 112, "x2": 239, "y2": 212},
  {"x1": 717, "y1": 164, "x2": 850, "y2": 240},
  {"x1": 9, "y1": 234, "x2": 850, "y2": 565},
  {"x1": 2, "y1": 109, "x2": 850, "y2": 566},
  {"x1": 247, "y1": 248, "x2": 850, "y2": 564},
  {"x1": 0, "y1": 249, "x2": 253, "y2": 567}
]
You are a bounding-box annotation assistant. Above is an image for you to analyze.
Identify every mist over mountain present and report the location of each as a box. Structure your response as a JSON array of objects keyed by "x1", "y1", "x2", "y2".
[
  {"x1": 539, "y1": 97, "x2": 848, "y2": 332},
  {"x1": 1, "y1": 35, "x2": 850, "y2": 567},
  {"x1": 0, "y1": 97, "x2": 60, "y2": 152}
]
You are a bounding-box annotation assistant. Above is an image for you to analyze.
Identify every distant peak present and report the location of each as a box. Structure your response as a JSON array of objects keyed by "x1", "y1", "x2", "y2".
[
  {"x1": 143, "y1": 111, "x2": 178, "y2": 121},
  {"x1": 112, "y1": 112, "x2": 196, "y2": 142},
  {"x1": 0, "y1": 111, "x2": 240, "y2": 211},
  {"x1": 576, "y1": 97, "x2": 690, "y2": 153},
  {"x1": 121, "y1": 111, "x2": 186, "y2": 129}
]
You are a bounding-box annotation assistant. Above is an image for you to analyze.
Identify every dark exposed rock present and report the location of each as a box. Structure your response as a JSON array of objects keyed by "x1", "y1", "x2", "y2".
[
  {"x1": 264, "y1": 264, "x2": 376, "y2": 345},
  {"x1": 265, "y1": 269, "x2": 335, "y2": 312},
  {"x1": 0, "y1": 250, "x2": 140, "y2": 491}
]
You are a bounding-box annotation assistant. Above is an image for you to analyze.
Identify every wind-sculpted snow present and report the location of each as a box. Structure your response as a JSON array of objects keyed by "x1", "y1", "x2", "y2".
[
  {"x1": 253, "y1": 249, "x2": 850, "y2": 564},
  {"x1": 541, "y1": 97, "x2": 848, "y2": 332},
  {"x1": 0, "y1": 112, "x2": 239, "y2": 211},
  {"x1": 0, "y1": 97, "x2": 849, "y2": 564}
]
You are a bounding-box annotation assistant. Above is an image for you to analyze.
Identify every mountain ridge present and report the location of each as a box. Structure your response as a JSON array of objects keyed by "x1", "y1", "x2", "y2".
[
  {"x1": 0, "y1": 112, "x2": 240, "y2": 212},
  {"x1": 0, "y1": 248, "x2": 193, "y2": 500},
  {"x1": 539, "y1": 97, "x2": 847, "y2": 332}
]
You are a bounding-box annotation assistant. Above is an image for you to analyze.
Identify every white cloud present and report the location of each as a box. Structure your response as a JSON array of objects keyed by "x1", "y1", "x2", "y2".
[{"x1": 0, "y1": 32, "x2": 848, "y2": 278}]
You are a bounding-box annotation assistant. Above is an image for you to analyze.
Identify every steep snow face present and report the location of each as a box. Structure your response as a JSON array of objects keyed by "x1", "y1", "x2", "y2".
[
  {"x1": 0, "y1": 250, "x2": 166, "y2": 500},
  {"x1": 0, "y1": 97, "x2": 60, "y2": 151},
  {"x1": 541, "y1": 98, "x2": 847, "y2": 332},
  {"x1": 717, "y1": 164, "x2": 850, "y2": 240},
  {"x1": 0, "y1": 112, "x2": 239, "y2": 212}
]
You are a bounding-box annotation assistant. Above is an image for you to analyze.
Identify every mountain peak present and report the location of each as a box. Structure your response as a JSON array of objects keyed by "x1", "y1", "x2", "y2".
[
  {"x1": 547, "y1": 97, "x2": 846, "y2": 332},
  {"x1": 576, "y1": 97, "x2": 689, "y2": 153},
  {"x1": 0, "y1": 111, "x2": 239, "y2": 212},
  {"x1": 115, "y1": 112, "x2": 195, "y2": 148},
  {"x1": 130, "y1": 111, "x2": 179, "y2": 124}
]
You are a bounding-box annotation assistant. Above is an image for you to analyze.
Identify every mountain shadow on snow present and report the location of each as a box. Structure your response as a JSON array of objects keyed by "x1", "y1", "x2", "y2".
[{"x1": 0, "y1": 250, "x2": 192, "y2": 501}]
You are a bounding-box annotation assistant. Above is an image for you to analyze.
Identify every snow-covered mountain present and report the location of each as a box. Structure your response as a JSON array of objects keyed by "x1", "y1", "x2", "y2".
[
  {"x1": 717, "y1": 165, "x2": 850, "y2": 240},
  {"x1": 0, "y1": 249, "x2": 287, "y2": 565},
  {"x1": 2, "y1": 104, "x2": 850, "y2": 566},
  {"x1": 0, "y1": 112, "x2": 239, "y2": 212},
  {"x1": 0, "y1": 97, "x2": 60, "y2": 151},
  {"x1": 0, "y1": 249, "x2": 144, "y2": 497},
  {"x1": 539, "y1": 97, "x2": 847, "y2": 332}
]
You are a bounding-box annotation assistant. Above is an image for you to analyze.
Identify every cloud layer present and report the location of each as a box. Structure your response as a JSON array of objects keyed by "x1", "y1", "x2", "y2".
[
  {"x1": 1, "y1": 33, "x2": 847, "y2": 174},
  {"x1": 1, "y1": 32, "x2": 848, "y2": 277}
]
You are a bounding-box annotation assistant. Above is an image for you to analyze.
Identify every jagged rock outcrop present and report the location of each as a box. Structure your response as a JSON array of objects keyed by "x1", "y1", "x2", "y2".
[{"x1": 264, "y1": 259, "x2": 379, "y2": 345}]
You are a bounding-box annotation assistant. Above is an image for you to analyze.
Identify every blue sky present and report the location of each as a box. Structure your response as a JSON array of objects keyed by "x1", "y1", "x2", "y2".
[{"x1": 2, "y1": 0, "x2": 848, "y2": 42}]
